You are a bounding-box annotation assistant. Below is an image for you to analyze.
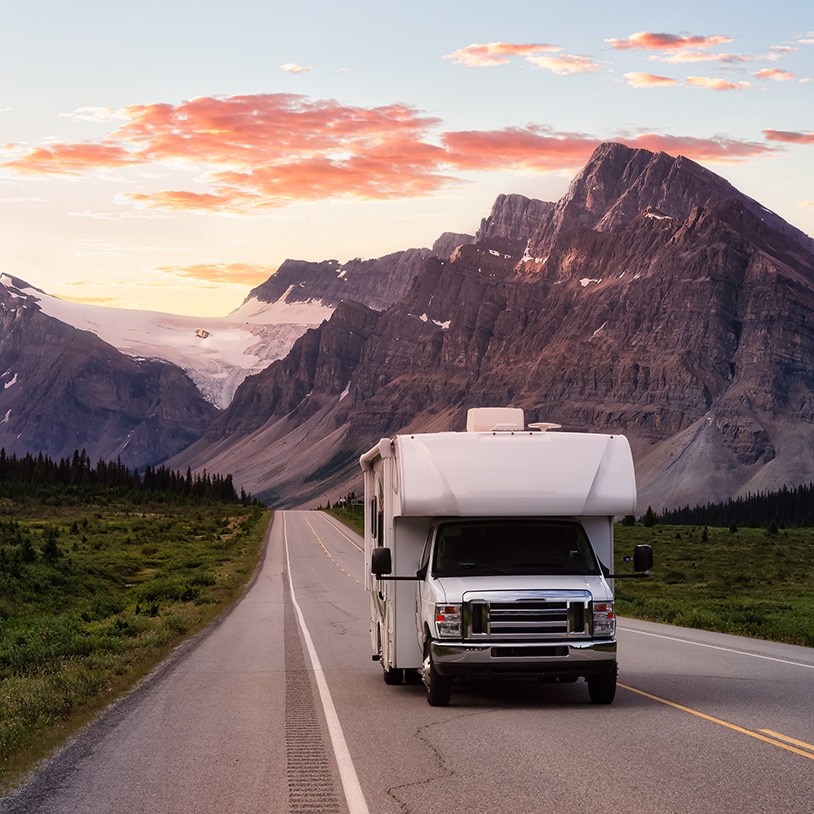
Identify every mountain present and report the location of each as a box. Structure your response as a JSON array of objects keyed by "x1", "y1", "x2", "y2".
[
  {"x1": 19, "y1": 242, "x2": 459, "y2": 411},
  {"x1": 168, "y1": 143, "x2": 814, "y2": 513},
  {"x1": 0, "y1": 276, "x2": 217, "y2": 468}
]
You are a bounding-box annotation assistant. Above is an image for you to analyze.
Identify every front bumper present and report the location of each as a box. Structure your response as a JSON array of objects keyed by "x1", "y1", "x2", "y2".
[{"x1": 430, "y1": 639, "x2": 616, "y2": 678}]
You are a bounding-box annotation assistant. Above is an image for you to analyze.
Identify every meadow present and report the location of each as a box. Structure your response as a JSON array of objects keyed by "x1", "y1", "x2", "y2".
[
  {"x1": 0, "y1": 500, "x2": 271, "y2": 790},
  {"x1": 612, "y1": 522, "x2": 814, "y2": 647}
]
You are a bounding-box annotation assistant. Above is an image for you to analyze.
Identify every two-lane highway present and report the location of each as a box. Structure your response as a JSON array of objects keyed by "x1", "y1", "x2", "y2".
[{"x1": 3, "y1": 510, "x2": 813, "y2": 813}]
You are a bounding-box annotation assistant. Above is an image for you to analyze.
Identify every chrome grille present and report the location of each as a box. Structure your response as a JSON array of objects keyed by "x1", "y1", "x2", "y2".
[{"x1": 463, "y1": 590, "x2": 591, "y2": 640}]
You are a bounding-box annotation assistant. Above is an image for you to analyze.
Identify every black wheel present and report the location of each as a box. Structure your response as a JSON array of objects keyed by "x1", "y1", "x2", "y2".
[
  {"x1": 404, "y1": 668, "x2": 423, "y2": 685},
  {"x1": 423, "y1": 647, "x2": 452, "y2": 706},
  {"x1": 587, "y1": 672, "x2": 617, "y2": 704},
  {"x1": 383, "y1": 665, "x2": 404, "y2": 685}
]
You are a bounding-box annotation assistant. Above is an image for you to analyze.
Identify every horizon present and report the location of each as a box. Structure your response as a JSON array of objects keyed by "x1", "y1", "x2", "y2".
[{"x1": 1, "y1": 1, "x2": 812, "y2": 317}]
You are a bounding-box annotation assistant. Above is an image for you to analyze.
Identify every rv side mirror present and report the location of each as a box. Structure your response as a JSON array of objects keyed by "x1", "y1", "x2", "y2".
[
  {"x1": 633, "y1": 544, "x2": 653, "y2": 573},
  {"x1": 371, "y1": 547, "x2": 393, "y2": 576}
]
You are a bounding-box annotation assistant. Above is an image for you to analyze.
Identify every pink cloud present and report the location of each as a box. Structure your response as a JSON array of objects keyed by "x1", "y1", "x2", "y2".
[
  {"x1": 686, "y1": 76, "x2": 750, "y2": 91},
  {"x1": 0, "y1": 92, "x2": 786, "y2": 213},
  {"x1": 606, "y1": 32, "x2": 732, "y2": 51},
  {"x1": 526, "y1": 54, "x2": 603, "y2": 75},
  {"x1": 441, "y1": 127, "x2": 600, "y2": 171},
  {"x1": 621, "y1": 133, "x2": 778, "y2": 162},
  {"x1": 623, "y1": 72, "x2": 680, "y2": 88},
  {"x1": 763, "y1": 130, "x2": 814, "y2": 144},
  {"x1": 753, "y1": 68, "x2": 796, "y2": 81},
  {"x1": 4, "y1": 142, "x2": 136, "y2": 175},
  {"x1": 444, "y1": 42, "x2": 561, "y2": 68}
]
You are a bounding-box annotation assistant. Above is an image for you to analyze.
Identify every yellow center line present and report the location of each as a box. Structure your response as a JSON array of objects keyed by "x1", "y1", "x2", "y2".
[
  {"x1": 620, "y1": 683, "x2": 814, "y2": 761},
  {"x1": 305, "y1": 517, "x2": 362, "y2": 585},
  {"x1": 759, "y1": 729, "x2": 814, "y2": 753}
]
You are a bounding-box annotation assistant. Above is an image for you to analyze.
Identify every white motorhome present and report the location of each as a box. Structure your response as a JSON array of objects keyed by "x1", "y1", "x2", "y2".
[{"x1": 360, "y1": 407, "x2": 652, "y2": 706}]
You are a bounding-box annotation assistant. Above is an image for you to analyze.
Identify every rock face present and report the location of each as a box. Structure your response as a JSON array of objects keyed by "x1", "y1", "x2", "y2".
[
  {"x1": 168, "y1": 143, "x2": 814, "y2": 512},
  {"x1": 529, "y1": 142, "x2": 814, "y2": 256},
  {"x1": 0, "y1": 278, "x2": 217, "y2": 468},
  {"x1": 247, "y1": 248, "x2": 433, "y2": 312}
]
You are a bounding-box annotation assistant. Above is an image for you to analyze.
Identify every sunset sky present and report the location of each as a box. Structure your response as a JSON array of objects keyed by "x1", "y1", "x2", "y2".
[{"x1": 1, "y1": 1, "x2": 812, "y2": 315}]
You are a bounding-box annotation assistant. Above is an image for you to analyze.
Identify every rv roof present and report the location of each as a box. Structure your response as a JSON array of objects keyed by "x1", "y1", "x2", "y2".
[{"x1": 392, "y1": 430, "x2": 636, "y2": 517}]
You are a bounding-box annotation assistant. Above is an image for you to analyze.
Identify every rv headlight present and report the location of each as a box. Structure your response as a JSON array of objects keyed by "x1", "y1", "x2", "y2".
[
  {"x1": 592, "y1": 601, "x2": 615, "y2": 638},
  {"x1": 435, "y1": 604, "x2": 462, "y2": 638}
]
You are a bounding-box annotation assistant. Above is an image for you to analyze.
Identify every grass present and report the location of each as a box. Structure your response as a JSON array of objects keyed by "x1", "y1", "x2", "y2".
[
  {"x1": 327, "y1": 507, "x2": 814, "y2": 648},
  {"x1": 613, "y1": 523, "x2": 814, "y2": 647},
  {"x1": 0, "y1": 501, "x2": 271, "y2": 792}
]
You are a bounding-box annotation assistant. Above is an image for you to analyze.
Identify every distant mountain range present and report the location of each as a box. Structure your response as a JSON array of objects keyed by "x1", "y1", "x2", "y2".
[{"x1": 3, "y1": 143, "x2": 813, "y2": 512}]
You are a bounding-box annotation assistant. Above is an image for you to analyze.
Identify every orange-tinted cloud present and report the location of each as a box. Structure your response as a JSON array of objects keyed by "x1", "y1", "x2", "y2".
[
  {"x1": 526, "y1": 54, "x2": 603, "y2": 75},
  {"x1": 623, "y1": 72, "x2": 680, "y2": 88},
  {"x1": 441, "y1": 127, "x2": 600, "y2": 171},
  {"x1": 753, "y1": 68, "x2": 796, "y2": 81},
  {"x1": 4, "y1": 142, "x2": 135, "y2": 175},
  {"x1": 444, "y1": 42, "x2": 560, "y2": 67},
  {"x1": 155, "y1": 262, "x2": 276, "y2": 284},
  {"x1": 763, "y1": 130, "x2": 814, "y2": 144},
  {"x1": 607, "y1": 32, "x2": 732, "y2": 51},
  {"x1": 623, "y1": 133, "x2": 777, "y2": 162},
  {"x1": 686, "y1": 76, "x2": 750, "y2": 91},
  {"x1": 0, "y1": 92, "x2": 785, "y2": 213}
]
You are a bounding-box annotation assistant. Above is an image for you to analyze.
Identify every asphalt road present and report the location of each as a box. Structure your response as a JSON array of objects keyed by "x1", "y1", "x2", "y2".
[{"x1": 3, "y1": 510, "x2": 813, "y2": 813}]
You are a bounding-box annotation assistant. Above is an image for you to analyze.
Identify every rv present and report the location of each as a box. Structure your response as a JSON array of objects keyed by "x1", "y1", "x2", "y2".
[{"x1": 360, "y1": 407, "x2": 652, "y2": 706}]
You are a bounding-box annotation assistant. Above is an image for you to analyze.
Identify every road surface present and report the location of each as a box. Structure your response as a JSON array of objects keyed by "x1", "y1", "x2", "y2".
[{"x1": 3, "y1": 510, "x2": 813, "y2": 813}]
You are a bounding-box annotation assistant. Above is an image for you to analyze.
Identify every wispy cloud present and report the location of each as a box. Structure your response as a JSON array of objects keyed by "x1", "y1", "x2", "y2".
[
  {"x1": 280, "y1": 63, "x2": 311, "y2": 74},
  {"x1": 444, "y1": 42, "x2": 561, "y2": 67},
  {"x1": 656, "y1": 51, "x2": 750, "y2": 64},
  {"x1": 155, "y1": 262, "x2": 276, "y2": 284},
  {"x1": 526, "y1": 54, "x2": 603, "y2": 75},
  {"x1": 764, "y1": 129, "x2": 814, "y2": 144},
  {"x1": 623, "y1": 72, "x2": 680, "y2": 88},
  {"x1": 606, "y1": 32, "x2": 732, "y2": 51},
  {"x1": 623, "y1": 133, "x2": 777, "y2": 162},
  {"x1": 686, "y1": 76, "x2": 750, "y2": 91},
  {"x1": 753, "y1": 68, "x2": 796, "y2": 81},
  {"x1": 441, "y1": 127, "x2": 600, "y2": 171},
  {"x1": 0, "y1": 93, "x2": 784, "y2": 214}
]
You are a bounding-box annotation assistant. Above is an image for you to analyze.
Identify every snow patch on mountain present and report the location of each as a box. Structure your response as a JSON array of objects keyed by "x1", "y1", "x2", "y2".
[{"x1": 1, "y1": 275, "x2": 333, "y2": 409}]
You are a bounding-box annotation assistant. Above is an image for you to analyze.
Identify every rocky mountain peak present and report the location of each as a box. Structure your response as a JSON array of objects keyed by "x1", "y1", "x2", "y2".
[{"x1": 528, "y1": 142, "x2": 814, "y2": 257}]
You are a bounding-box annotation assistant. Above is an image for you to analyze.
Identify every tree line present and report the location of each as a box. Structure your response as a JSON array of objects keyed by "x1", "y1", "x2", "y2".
[
  {"x1": 0, "y1": 448, "x2": 249, "y2": 504},
  {"x1": 657, "y1": 482, "x2": 814, "y2": 528}
]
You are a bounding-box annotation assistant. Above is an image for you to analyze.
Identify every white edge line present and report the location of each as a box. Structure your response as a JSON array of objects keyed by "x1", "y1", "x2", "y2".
[
  {"x1": 619, "y1": 626, "x2": 814, "y2": 670},
  {"x1": 283, "y1": 513, "x2": 370, "y2": 814},
  {"x1": 314, "y1": 510, "x2": 364, "y2": 551}
]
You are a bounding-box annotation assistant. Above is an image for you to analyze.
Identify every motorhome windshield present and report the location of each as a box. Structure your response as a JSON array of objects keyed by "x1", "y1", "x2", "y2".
[{"x1": 432, "y1": 520, "x2": 600, "y2": 577}]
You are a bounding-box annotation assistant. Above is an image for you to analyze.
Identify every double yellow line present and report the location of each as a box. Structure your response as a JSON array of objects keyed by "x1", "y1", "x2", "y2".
[
  {"x1": 620, "y1": 684, "x2": 814, "y2": 761},
  {"x1": 305, "y1": 517, "x2": 362, "y2": 585}
]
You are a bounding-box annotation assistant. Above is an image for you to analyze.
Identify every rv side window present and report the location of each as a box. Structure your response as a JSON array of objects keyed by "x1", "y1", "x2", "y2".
[
  {"x1": 431, "y1": 520, "x2": 600, "y2": 577},
  {"x1": 369, "y1": 497, "x2": 378, "y2": 539}
]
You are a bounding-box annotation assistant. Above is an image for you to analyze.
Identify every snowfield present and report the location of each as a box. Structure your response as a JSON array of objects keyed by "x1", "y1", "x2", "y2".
[{"x1": 3, "y1": 276, "x2": 334, "y2": 409}]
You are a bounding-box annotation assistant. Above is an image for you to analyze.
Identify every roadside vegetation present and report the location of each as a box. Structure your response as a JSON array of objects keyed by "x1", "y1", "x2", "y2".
[
  {"x1": 614, "y1": 521, "x2": 814, "y2": 648},
  {"x1": 325, "y1": 491, "x2": 814, "y2": 649},
  {"x1": 0, "y1": 452, "x2": 270, "y2": 792}
]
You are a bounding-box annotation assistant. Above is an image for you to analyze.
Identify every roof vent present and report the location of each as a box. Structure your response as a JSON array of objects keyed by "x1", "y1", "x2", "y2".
[
  {"x1": 528, "y1": 422, "x2": 562, "y2": 433},
  {"x1": 466, "y1": 407, "x2": 525, "y2": 433}
]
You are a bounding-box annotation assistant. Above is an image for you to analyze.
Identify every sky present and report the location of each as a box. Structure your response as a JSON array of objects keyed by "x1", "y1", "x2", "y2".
[{"x1": 1, "y1": 1, "x2": 812, "y2": 316}]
